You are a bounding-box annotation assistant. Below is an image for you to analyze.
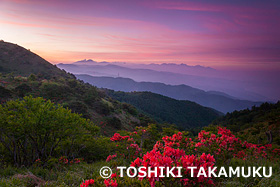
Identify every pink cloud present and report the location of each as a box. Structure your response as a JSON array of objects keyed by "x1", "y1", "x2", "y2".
[
  {"x1": 1, "y1": 0, "x2": 279, "y2": 71},
  {"x1": 0, "y1": 19, "x2": 65, "y2": 29},
  {"x1": 147, "y1": 0, "x2": 277, "y2": 15},
  {"x1": 146, "y1": 1, "x2": 226, "y2": 12},
  {"x1": 147, "y1": 0, "x2": 280, "y2": 33}
]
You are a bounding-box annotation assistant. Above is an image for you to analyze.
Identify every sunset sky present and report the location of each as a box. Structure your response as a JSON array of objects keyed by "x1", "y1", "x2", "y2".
[{"x1": 0, "y1": 0, "x2": 280, "y2": 70}]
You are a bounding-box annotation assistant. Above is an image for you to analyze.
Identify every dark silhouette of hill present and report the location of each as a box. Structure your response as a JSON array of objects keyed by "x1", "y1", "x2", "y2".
[
  {"x1": 0, "y1": 41, "x2": 70, "y2": 79},
  {"x1": 75, "y1": 75, "x2": 262, "y2": 113}
]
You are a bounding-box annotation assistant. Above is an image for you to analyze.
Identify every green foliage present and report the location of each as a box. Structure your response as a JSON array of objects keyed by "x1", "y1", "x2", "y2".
[
  {"x1": 122, "y1": 103, "x2": 138, "y2": 115},
  {"x1": 14, "y1": 83, "x2": 32, "y2": 97},
  {"x1": 79, "y1": 137, "x2": 115, "y2": 162},
  {"x1": 39, "y1": 81, "x2": 72, "y2": 100},
  {"x1": 0, "y1": 96, "x2": 99, "y2": 166},
  {"x1": 0, "y1": 86, "x2": 12, "y2": 100},
  {"x1": 28, "y1": 74, "x2": 37, "y2": 81},
  {"x1": 106, "y1": 116, "x2": 122, "y2": 130},
  {"x1": 93, "y1": 99, "x2": 112, "y2": 115},
  {"x1": 63, "y1": 100, "x2": 90, "y2": 118}
]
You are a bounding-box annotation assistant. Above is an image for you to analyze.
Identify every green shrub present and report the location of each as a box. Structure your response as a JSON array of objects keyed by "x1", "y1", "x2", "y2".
[{"x1": 0, "y1": 96, "x2": 99, "y2": 166}]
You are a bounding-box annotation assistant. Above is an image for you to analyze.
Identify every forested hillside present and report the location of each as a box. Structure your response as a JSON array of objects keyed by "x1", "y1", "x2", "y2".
[{"x1": 212, "y1": 102, "x2": 280, "y2": 145}]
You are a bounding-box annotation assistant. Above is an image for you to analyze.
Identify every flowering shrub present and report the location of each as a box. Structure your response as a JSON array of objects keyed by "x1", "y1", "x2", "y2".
[
  {"x1": 106, "y1": 132, "x2": 142, "y2": 162},
  {"x1": 80, "y1": 179, "x2": 94, "y2": 187},
  {"x1": 106, "y1": 154, "x2": 117, "y2": 162},
  {"x1": 130, "y1": 138, "x2": 215, "y2": 186},
  {"x1": 80, "y1": 177, "x2": 118, "y2": 187},
  {"x1": 194, "y1": 127, "x2": 279, "y2": 163},
  {"x1": 161, "y1": 131, "x2": 195, "y2": 154},
  {"x1": 104, "y1": 179, "x2": 118, "y2": 187}
]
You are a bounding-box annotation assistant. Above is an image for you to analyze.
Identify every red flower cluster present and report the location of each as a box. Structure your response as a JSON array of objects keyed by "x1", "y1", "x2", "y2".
[
  {"x1": 196, "y1": 127, "x2": 241, "y2": 156},
  {"x1": 111, "y1": 173, "x2": 117, "y2": 178},
  {"x1": 195, "y1": 127, "x2": 278, "y2": 161},
  {"x1": 180, "y1": 153, "x2": 215, "y2": 186},
  {"x1": 108, "y1": 133, "x2": 142, "y2": 161},
  {"x1": 73, "y1": 158, "x2": 82, "y2": 164},
  {"x1": 131, "y1": 140, "x2": 215, "y2": 186},
  {"x1": 104, "y1": 179, "x2": 118, "y2": 187},
  {"x1": 110, "y1": 133, "x2": 130, "y2": 141},
  {"x1": 80, "y1": 179, "x2": 94, "y2": 187},
  {"x1": 59, "y1": 156, "x2": 83, "y2": 165},
  {"x1": 106, "y1": 154, "x2": 117, "y2": 162},
  {"x1": 162, "y1": 132, "x2": 194, "y2": 151},
  {"x1": 59, "y1": 156, "x2": 69, "y2": 164}
]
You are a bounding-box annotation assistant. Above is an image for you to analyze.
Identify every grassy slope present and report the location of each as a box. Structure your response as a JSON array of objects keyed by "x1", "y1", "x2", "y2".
[{"x1": 0, "y1": 41, "x2": 69, "y2": 79}]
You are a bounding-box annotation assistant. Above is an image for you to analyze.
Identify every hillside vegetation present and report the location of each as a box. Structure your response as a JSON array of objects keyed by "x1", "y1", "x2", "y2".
[
  {"x1": 0, "y1": 74, "x2": 149, "y2": 135},
  {"x1": 212, "y1": 102, "x2": 280, "y2": 145}
]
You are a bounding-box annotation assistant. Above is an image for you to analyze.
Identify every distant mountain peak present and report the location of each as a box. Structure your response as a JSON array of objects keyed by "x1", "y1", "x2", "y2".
[
  {"x1": 75, "y1": 59, "x2": 96, "y2": 63},
  {"x1": 147, "y1": 62, "x2": 215, "y2": 70},
  {"x1": 74, "y1": 59, "x2": 110, "y2": 65}
]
